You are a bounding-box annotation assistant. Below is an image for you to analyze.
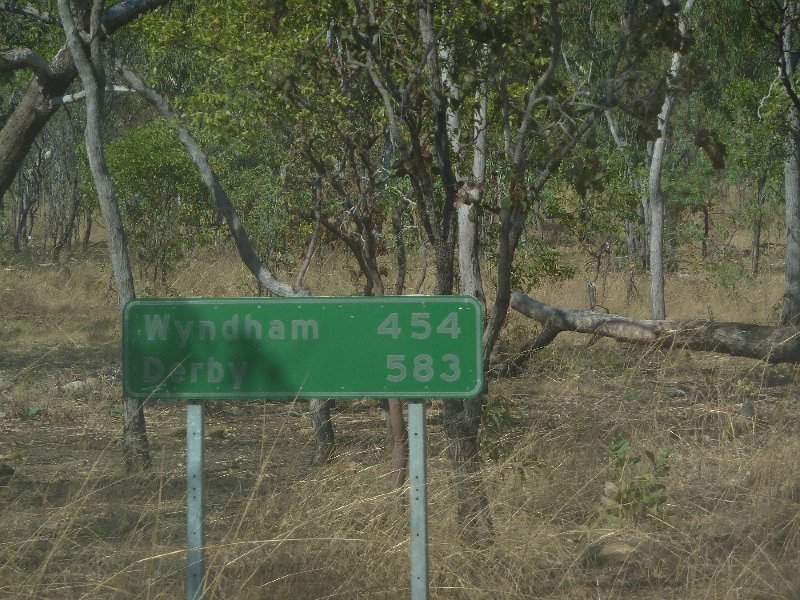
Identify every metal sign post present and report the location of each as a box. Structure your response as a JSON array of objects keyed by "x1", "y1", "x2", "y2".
[
  {"x1": 407, "y1": 399, "x2": 429, "y2": 599},
  {"x1": 122, "y1": 296, "x2": 483, "y2": 600},
  {"x1": 186, "y1": 400, "x2": 205, "y2": 600}
]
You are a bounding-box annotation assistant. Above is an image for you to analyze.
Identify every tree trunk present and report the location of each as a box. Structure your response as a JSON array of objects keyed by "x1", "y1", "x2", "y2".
[
  {"x1": 647, "y1": 0, "x2": 695, "y2": 319},
  {"x1": 702, "y1": 202, "x2": 710, "y2": 262},
  {"x1": 458, "y1": 85, "x2": 488, "y2": 304},
  {"x1": 648, "y1": 101, "x2": 671, "y2": 319},
  {"x1": 782, "y1": 5, "x2": 800, "y2": 325},
  {"x1": 666, "y1": 205, "x2": 679, "y2": 274},
  {"x1": 447, "y1": 76, "x2": 492, "y2": 544},
  {"x1": 418, "y1": 1, "x2": 457, "y2": 296},
  {"x1": 387, "y1": 398, "x2": 408, "y2": 489},
  {"x1": 782, "y1": 115, "x2": 800, "y2": 325},
  {"x1": 751, "y1": 174, "x2": 766, "y2": 276},
  {"x1": 309, "y1": 398, "x2": 336, "y2": 466},
  {"x1": 510, "y1": 291, "x2": 800, "y2": 364},
  {"x1": 295, "y1": 184, "x2": 320, "y2": 290},
  {"x1": 441, "y1": 399, "x2": 492, "y2": 546},
  {"x1": 58, "y1": 0, "x2": 149, "y2": 470},
  {"x1": 392, "y1": 202, "x2": 408, "y2": 296}
]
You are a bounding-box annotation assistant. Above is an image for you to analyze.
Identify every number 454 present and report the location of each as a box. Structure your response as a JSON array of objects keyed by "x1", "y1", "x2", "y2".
[{"x1": 377, "y1": 312, "x2": 460, "y2": 340}]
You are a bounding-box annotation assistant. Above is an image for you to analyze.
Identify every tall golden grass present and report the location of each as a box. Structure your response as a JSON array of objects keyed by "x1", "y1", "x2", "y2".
[{"x1": 1, "y1": 237, "x2": 799, "y2": 598}]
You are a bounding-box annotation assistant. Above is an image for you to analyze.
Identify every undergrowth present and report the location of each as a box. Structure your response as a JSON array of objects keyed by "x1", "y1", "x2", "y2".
[{"x1": 1, "y1": 245, "x2": 799, "y2": 598}]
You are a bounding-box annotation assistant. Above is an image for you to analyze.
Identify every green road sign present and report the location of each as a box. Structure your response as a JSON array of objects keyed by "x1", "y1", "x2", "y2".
[{"x1": 123, "y1": 296, "x2": 483, "y2": 400}]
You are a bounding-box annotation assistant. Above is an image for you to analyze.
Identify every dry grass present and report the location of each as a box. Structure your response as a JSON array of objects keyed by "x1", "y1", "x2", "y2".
[{"x1": 2, "y1": 239, "x2": 800, "y2": 599}]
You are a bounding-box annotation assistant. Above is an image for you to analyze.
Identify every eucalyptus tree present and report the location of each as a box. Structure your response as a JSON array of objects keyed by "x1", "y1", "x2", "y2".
[
  {"x1": 57, "y1": 0, "x2": 149, "y2": 470},
  {"x1": 778, "y1": 1, "x2": 800, "y2": 326},
  {"x1": 644, "y1": 0, "x2": 696, "y2": 319},
  {"x1": 746, "y1": 0, "x2": 800, "y2": 325},
  {"x1": 0, "y1": 0, "x2": 171, "y2": 206},
  {"x1": 342, "y1": 0, "x2": 674, "y2": 535},
  {"x1": 0, "y1": 0, "x2": 174, "y2": 470}
]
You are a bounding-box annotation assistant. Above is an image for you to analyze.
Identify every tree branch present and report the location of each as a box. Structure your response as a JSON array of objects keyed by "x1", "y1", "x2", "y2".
[
  {"x1": 0, "y1": 0, "x2": 171, "y2": 203},
  {"x1": 512, "y1": 0, "x2": 562, "y2": 170},
  {"x1": 0, "y1": 1, "x2": 60, "y2": 24},
  {"x1": 0, "y1": 48, "x2": 55, "y2": 79},
  {"x1": 51, "y1": 84, "x2": 134, "y2": 106},
  {"x1": 114, "y1": 61, "x2": 309, "y2": 297}
]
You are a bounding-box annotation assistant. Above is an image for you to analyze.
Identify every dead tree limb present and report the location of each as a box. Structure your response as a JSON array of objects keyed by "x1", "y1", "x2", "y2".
[{"x1": 509, "y1": 291, "x2": 800, "y2": 365}]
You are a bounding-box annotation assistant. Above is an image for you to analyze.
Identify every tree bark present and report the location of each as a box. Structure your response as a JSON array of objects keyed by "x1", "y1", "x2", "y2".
[
  {"x1": 387, "y1": 398, "x2": 407, "y2": 489},
  {"x1": 309, "y1": 398, "x2": 335, "y2": 466},
  {"x1": 648, "y1": 89, "x2": 672, "y2": 320},
  {"x1": 782, "y1": 113, "x2": 800, "y2": 324},
  {"x1": 442, "y1": 54, "x2": 492, "y2": 544},
  {"x1": 647, "y1": 0, "x2": 695, "y2": 319},
  {"x1": 458, "y1": 85, "x2": 488, "y2": 304},
  {"x1": 751, "y1": 174, "x2": 767, "y2": 276},
  {"x1": 58, "y1": 0, "x2": 149, "y2": 470},
  {"x1": 418, "y1": 1, "x2": 457, "y2": 296},
  {"x1": 781, "y1": 3, "x2": 800, "y2": 326},
  {"x1": 510, "y1": 291, "x2": 800, "y2": 364}
]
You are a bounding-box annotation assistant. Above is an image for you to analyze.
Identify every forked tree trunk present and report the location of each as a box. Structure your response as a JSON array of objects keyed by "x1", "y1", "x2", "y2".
[
  {"x1": 0, "y1": 0, "x2": 170, "y2": 206},
  {"x1": 439, "y1": 42, "x2": 493, "y2": 544},
  {"x1": 58, "y1": 0, "x2": 149, "y2": 470}
]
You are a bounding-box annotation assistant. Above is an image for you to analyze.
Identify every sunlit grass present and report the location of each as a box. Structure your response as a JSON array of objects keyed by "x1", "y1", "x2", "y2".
[{"x1": 1, "y1": 239, "x2": 799, "y2": 598}]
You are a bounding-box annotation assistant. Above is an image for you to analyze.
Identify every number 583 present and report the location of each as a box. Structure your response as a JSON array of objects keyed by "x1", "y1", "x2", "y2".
[{"x1": 386, "y1": 353, "x2": 460, "y2": 383}]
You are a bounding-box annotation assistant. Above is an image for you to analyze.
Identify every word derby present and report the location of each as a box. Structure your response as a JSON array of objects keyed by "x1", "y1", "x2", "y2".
[{"x1": 123, "y1": 296, "x2": 483, "y2": 400}]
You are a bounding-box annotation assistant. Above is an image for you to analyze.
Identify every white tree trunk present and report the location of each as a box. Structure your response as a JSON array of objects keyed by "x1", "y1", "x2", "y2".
[
  {"x1": 458, "y1": 85, "x2": 488, "y2": 301},
  {"x1": 647, "y1": 0, "x2": 695, "y2": 320},
  {"x1": 781, "y1": 4, "x2": 800, "y2": 326},
  {"x1": 58, "y1": 0, "x2": 149, "y2": 470},
  {"x1": 782, "y1": 122, "x2": 800, "y2": 325}
]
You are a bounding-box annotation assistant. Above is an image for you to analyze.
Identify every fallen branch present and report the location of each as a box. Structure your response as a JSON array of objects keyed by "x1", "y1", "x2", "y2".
[{"x1": 509, "y1": 291, "x2": 800, "y2": 365}]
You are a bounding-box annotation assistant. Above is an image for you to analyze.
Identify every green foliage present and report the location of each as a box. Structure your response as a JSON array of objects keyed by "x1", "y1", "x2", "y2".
[
  {"x1": 537, "y1": 128, "x2": 639, "y2": 263},
  {"x1": 707, "y1": 259, "x2": 746, "y2": 292},
  {"x1": 0, "y1": 211, "x2": 9, "y2": 243},
  {"x1": 599, "y1": 436, "x2": 671, "y2": 523},
  {"x1": 216, "y1": 144, "x2": 301, "y2": 272},
  {"x1": 719, "y1": 78, "x2": 784, "y2": 179},
  {"x1": 479, "y1": 395, "x2": 518, "y2": 463},
  {"x1": 510, "y1": 241, "x2": 576, "y2": 293},
  {"x1": 105, "y1": 120, "x2": 218, "y2": 291},
  {"x1": 19, "y1": 406, "x2": 46, "y2": 421}
]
